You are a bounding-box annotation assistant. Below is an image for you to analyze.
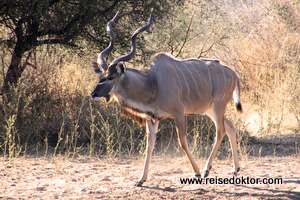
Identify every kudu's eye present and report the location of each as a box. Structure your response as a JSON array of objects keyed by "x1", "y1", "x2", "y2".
[{"x1": 108, "y1": 76, "x2": 114, "y2": 81}]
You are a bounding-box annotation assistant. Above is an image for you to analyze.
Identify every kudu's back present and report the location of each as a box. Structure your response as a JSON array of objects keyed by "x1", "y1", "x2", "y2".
[{"x1": 149, "y1": 53, "x2": 239, "y2": 115}]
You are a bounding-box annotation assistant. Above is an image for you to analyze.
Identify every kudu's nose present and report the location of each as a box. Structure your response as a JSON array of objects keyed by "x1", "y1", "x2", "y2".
[{"x1": 91, "y1": 92, "x2": 98, "y2": 99}]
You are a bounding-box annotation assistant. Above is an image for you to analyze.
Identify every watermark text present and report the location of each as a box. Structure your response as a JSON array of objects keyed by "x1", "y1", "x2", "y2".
[{"x1": 180, "y1": 176, "x2": 283, "y2": 185}]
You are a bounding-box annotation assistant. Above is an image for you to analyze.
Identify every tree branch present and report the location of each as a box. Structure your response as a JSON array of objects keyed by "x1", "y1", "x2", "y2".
[
  {"x1": 175, "y1": 13, "x2": 194, "y2": 58},
  {"x1": 37, "y1": 0, "x2": 120, "y2": 38},
  {"x1": 35, "y1": 39, "x2": 78, "y2": 47}
]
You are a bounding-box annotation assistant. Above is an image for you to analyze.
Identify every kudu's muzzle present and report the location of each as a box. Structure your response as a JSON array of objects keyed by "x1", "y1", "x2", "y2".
[{"x1": 91, "y1": 91, "x2": 98, "y2": 99}]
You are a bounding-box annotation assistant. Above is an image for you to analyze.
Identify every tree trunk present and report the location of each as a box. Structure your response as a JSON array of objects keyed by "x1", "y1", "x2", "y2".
[{"x1": 1, "y1": 42, "x2": 26, "y2": 94}]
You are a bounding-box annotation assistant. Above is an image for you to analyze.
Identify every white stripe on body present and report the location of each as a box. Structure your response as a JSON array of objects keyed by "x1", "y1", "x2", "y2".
[
  {"x1": 181, "y1": 62, "x2": 200, "y2": 98},
  {"x1": 173, "y1": 60, "x2": 191, "y2": 102},
  {"x1": 220, "y1": 65, "x2": 226, "y2": 99}
]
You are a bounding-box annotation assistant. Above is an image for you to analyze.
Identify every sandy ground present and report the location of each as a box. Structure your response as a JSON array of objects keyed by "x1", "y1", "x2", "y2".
[{"x1": 1, "y1": 154, "x2": 299, "y2": 199}]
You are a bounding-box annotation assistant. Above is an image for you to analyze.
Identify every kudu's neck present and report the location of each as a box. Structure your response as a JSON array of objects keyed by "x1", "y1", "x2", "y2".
[{"x1": 114, "y1": 69, "x2": 157, "y2": 104}]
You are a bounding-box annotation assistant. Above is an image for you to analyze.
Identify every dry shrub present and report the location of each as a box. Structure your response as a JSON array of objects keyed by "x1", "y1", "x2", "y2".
[{"x1": 228, "y1": 0, "x2": 300, "y2": 134}]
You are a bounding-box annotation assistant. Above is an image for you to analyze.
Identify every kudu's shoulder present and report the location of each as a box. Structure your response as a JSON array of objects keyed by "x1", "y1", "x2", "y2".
[
  {"x1": 150, "y1": 53, "x2": 193, "y2": 68},
  {"x1": 150, "y1": 53, "x2": 217, "y2": 69},
  {"x1": 151, "y1": 53, "x2": 175, "y2": 61}
]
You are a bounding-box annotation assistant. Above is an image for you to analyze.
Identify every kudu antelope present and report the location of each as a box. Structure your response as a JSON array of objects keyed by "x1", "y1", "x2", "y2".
[{"x1": 90, "y1": 13, "x2": 243, "y2": 186}]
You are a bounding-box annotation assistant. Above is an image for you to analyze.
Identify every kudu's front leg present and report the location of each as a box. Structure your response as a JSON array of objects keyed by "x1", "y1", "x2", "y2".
[
  {"x1": 135, "y1": 120, "x2": 159, "y2": 187},
  {"x1": 175, "y1": 115, "x2": 201, "y2": 177}
]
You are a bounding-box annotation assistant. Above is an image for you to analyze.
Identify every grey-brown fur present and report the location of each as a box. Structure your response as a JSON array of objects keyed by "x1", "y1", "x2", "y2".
[
  {"x1": 118, "y1": 69, "x2": 159, "y2": 126},
  {"x1": 112, "y1": 53, "x2": 241, "y2": 121}
]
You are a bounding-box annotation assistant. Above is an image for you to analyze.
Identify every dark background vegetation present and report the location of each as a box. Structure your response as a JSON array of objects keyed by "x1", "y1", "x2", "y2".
[{"x1": 0, "y1": 0, "x2": 299, "y2": 158}]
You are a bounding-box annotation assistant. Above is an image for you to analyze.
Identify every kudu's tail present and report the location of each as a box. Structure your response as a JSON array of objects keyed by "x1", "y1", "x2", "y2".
[{"x1": 233, "y1": 79, "x2": 243, "y2": 113}]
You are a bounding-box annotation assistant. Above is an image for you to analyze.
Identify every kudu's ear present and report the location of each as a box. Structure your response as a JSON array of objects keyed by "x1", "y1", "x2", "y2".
[
  {"x1": 90, "y1": 59, "x2": 102, "y2": 75},
  {"x1": 116, "y1": 62, "x2": 127, "y2": 76}
]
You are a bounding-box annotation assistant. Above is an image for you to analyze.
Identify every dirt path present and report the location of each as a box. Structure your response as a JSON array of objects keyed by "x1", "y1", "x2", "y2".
[{"x1": 1, "y1": 155, "x2": 299, "y2": 199}]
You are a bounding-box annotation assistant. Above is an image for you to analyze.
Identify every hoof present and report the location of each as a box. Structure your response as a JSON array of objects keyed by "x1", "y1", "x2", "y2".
[
  {"x1": 195, "y1": 174, "x2": 201, "y2": 178},
  {"x1": 233, "y1": 167, "x2": 240, "y2": 176},
  {"x1": 135, "y1": 181, "x2": 144, "y2": 187},
  {"x1": 203, "y1": 170, "x2": 209, "y2": 178},
  {"x1": 203, "y1": 166, "x2": 211, "y2": 178}
]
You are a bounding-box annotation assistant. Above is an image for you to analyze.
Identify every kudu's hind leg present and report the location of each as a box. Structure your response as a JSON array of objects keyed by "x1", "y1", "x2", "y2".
[
  {"x1": 175, "y1": 115, "x2": 201, "y2": 177},
  {"x1": 135, "y1": 120, "x2": 159, "y2": 187},
  {"x1": 224, "y1": 117, "x2": 240, "y2": 175},
  {"x1": 203, "y1": 115, "x2": 226, "y2": 178},
  {"x1": 203, "y1": 105, "x2": 240, "y2": 177}
]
